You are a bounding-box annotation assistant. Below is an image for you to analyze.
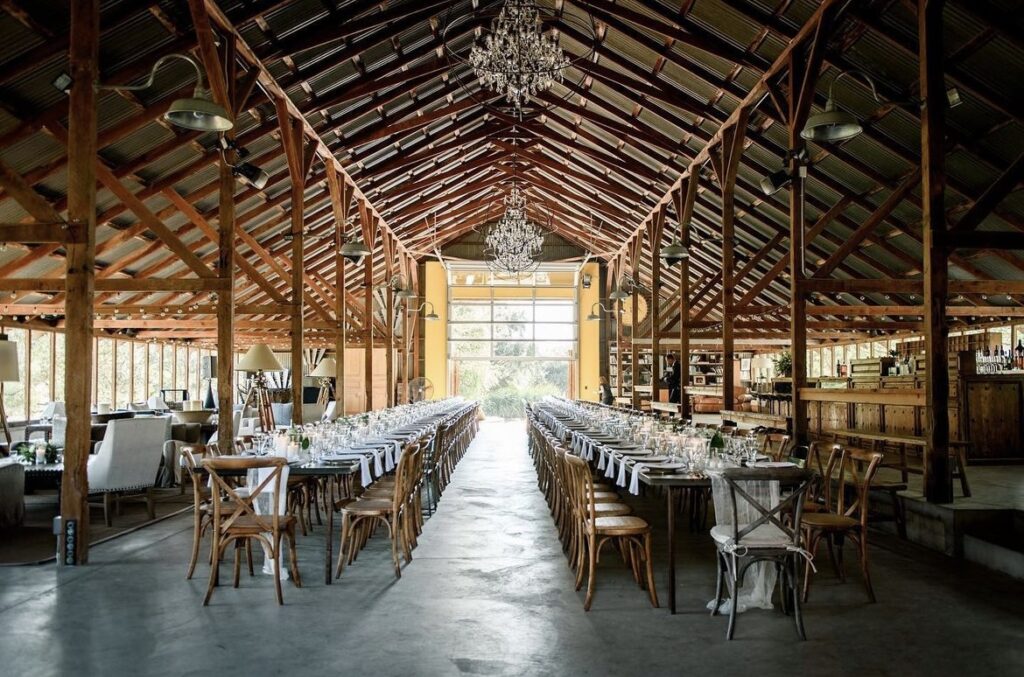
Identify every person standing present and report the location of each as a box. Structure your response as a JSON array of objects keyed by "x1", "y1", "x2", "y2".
[
  {"x1": 662, "y1": 353, "x2": 681, "y2": 404},
  {"x1": 599, "y1": 376, "x2": 614, "y2": 406}
]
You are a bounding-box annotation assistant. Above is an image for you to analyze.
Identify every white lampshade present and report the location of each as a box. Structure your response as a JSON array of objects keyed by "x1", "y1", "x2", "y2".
[
  {"x1": 0, "y1": 336, "x2": 19, "y2": 382},
  {"x1": 237, "y1": 344, "x2": 283, "y2": 372},
  {"x1": 309, "y1": 357, "x2": 337, "y2": 378}
]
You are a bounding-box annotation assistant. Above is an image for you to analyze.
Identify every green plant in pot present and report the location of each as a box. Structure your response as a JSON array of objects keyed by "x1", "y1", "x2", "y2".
[
  {"x1": 12, "y1": 440, "x2": 58, "y2": 464},
  {"x1": 772, "y1": 351, "x2": 793, "y2": 378}
]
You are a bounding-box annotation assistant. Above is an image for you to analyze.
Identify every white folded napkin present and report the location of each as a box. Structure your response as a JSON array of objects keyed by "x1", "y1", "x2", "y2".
[
  {"x1": 616, "y1": 457, "x2": 629, "y2": 487},
  {"x1": 629, "y1": 463, "x2": 646, "y2": 495},
  {"x1": 323, "y1": 453, "x2": 372, "y2": 487}
]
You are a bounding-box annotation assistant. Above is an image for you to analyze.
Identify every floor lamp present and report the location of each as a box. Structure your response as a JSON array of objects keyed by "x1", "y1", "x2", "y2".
[
  {"x1": 0, "y1": 334, "x2": 18, "y2": 447},
  {"x1": 238, "y1": 344, "x2": 282, "y2": 433},
  {"x1": 309, "y1": 357, "x2": 337, "y2": 407}
]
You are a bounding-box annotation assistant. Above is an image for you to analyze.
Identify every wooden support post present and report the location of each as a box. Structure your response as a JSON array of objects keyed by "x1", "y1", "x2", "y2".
[
  {"x1": 629, "y1": 239, "x2": 642, "y2": 409},
  {"x1": 61, "y1": 0, "x2": 98, "y2": 565},
  {"x1": 712, "y1": 112, "x2": 749, "y2": 414},
  {"x1": 383, "y1": 234, "x2": 395, "y2": 408},
  {"x1": 326, "y1": 167, "x2": 350, "y2": 415},
  {"x1": 276, "y1": 99, "x2": 306, "y2": 425},
  {"x1": 190, "y1": 0, "x2": 236, "y2": 444},
  {"x1": 361, "y1": 203, "x2": 377, "y2": 411},
  {"x1": 920, "y1": 0, "x2": 952, "y2": 503},
  {"x1": 783, "y1": 6, "x2": 834, "y2": 441},
  {"x1": 678, "y1": 176, "x2": 696, "y2": 420},
  {"x1": 649, "y1": 207, "x2": 665, "y2": 405}
]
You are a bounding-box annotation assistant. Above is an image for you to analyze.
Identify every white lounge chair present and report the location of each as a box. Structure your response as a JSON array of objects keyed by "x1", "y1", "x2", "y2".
[{"x1": 88, "y1": 417, "x2": 168, "y2": 526}]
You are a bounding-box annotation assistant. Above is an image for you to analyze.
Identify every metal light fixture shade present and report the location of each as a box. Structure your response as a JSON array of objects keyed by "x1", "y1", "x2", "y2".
[
  {"x1": 164, "y1": 88, "x2": 234, "y2": 132},
  {"x1": 800, "y1": 70, "x2": 882, "y2": 143},
  {"x1": 0, "y1": 334, "x2": 19, "y2": 382},
  {"x1": 396, "y1": 287, "x2": 417, "y2": 300},
  {"x1": 237, "y1": 343, "x2": 283, "y2": 372},
  {"x1": 608, "y1": 288, "x2": 629, "y2": 302},
  {"x1": 309, "y1": 357, "x2": 337, "y2": 378},
  {"x1": 233, "y1": 162, "x2": 269, "y2": 189},
  {"x1": 660, "y1": 240, "x2": 688, "y2": 265},
  {"x1": 760, "y1": 169, "x2": 793, "y2": 196},
  {"x1": 801, "y1": 103, "x2": 863, "y2": 143},
  {"x1": 96, "y1": 54, "x2": 234, "y2": 132},
  {"x1": 340, "y1": 239, "x2": 371, "y2": 264},
  {"x1": 411, "y1": 301, "x2": 440, "y2": 321}
]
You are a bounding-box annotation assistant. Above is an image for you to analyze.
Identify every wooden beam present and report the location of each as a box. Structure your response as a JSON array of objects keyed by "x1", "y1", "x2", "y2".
[
  {"x1": 276, "y1": 97, "x2": 307, "y2": 425},
  {"x1": 799, "y1": 388, "x2": 925, "y2": 406},
  {"x1": 920, "y1": 0, "x2": 952, "y2": 503},
  {"x1": 0, "y1": 222, "x2": 85, "y2": 243},
  {"x1": 948, "y1": 151, "x2": 1024, "y2": 233},
  {"x1": 61, "y1": 0, "x2": 99, "y2": 566}
]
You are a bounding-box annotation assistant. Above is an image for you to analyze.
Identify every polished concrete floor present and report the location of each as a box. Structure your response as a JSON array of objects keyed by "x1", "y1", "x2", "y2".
[{"x1": 1, "y1": 420, "x2": 1022, "y2": 676}]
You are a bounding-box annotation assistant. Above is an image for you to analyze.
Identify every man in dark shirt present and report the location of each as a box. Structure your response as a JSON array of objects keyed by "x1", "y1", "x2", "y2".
[
  {"x1": 663, "y1": 353, "x2": 681, "y2": 404},
  {"x1": 599, "y1": 376, "x2": 614, "y2": 406}
]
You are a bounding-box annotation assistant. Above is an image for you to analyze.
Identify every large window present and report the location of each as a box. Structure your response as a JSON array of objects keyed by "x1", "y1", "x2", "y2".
[
  {"x1": 0, "y1": 327, "x2": 222, "y2": 423},
  {"x1": 447, "y1": 266, "x2": 579, "y2": 418}
]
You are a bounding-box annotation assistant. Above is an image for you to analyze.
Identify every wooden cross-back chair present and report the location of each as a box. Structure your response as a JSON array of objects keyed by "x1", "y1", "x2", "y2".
[
  {"x1": 202, "y1": 456, "x2": 301, "y2": 605},
  {"x1": 761, "y1": 433, "x2": 791, "y2": 462},
  {"x1": 180, "y1": 444, "x2": 251, "y2": 581},
  {"x1": 564, "y1": 453, "x2": 658, "y2": 612},
  {"x1": 335, "y1": 443, "x2": 421, "y2": 580},
  {"x1": 710, "y1": 466, "x2": 814, "y2": 640},
  {"x1": 801, "y1": 447, "x2": 883, "y2": 604}
]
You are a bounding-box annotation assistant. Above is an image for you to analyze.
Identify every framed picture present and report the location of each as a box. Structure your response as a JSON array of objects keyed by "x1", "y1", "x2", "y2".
[
  {"x1": 740, "y1": 357, "x2": 752, "y2": 372},
  {"x1": 693, "y1": 374, "x2": 707, "y2": 386}
]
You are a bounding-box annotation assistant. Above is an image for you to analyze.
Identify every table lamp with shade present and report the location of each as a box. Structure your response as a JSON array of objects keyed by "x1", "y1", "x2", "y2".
[
  {"x1": 237, "y1": 343, "x2": 282, "y2": 432},
  {"x1": 0, "y1": 335, "x2": 19, "y2": 446},
  {"x1": 309, "y1": 357, "x2": 337, "y2": 407}
]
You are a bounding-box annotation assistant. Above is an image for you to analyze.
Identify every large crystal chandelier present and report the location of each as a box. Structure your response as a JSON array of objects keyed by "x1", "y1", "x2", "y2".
[
  {"x1": 468, "y1": 0, "x2": 570, "y2": 110},
  {"x1": 485, "y1": 185, "x2": 545, "y2": 277}
]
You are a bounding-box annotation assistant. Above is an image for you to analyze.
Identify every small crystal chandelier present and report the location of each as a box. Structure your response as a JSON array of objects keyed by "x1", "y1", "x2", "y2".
[
  {"x1": 469, "y1": 0, "x2": 570, "y2": 111},
  {"x1": 485, "y1": 184, "x2": 545, "y2": 277}
]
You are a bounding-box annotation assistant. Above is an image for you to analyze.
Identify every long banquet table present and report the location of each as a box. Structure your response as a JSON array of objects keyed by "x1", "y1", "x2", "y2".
[
  {"x1": 537, "y1": 406, "x2": 713, "y2": 614},
  {"x1": 188, "y1": 400, "x2": 469, "y2": 584}
]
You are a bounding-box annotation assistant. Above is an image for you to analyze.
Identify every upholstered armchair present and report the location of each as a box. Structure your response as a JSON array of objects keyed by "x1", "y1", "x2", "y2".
[
  {"x1": 270, "y1": 402, "x2": 293, "y2": 430},
  {"x1": 88, "y1": 417, "x2": 168, "y2": 526}
]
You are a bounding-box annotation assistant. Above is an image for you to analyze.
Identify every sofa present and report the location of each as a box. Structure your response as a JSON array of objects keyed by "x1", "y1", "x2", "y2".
[{"x1": 691, "y1": 387, "x2": 750, "y2": 413}]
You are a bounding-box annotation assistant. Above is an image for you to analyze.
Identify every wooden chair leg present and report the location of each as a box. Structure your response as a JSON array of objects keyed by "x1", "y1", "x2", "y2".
[
  {"x1": 203, "y1": 536, "x2": 222, "y2": 606},
  {"x1": 287, "y1": 526, "x2": 302, "y2": 588},
  {"x1": 186, "y1": 510, "x2": 202, "y2": 580},
  {"x1": 272, "y1": 534, "x2": 284, "y2": 605},
  {"x1": 643, "y1": 532, "x2": 659, "y2": 608},
  {"x1": 335, "y1": 513, "x2": 350, "y2": 579},
  {"x1": 857, "y1": 531, "x2": 876, "y2": 603},
  {"x1": 584, "y1": 533, "x2": 597, "y2": 611},
  {"x1": 232, "y1": 540, "x2": 242, "y2": 588},
  {"x1": 103, "y1": 492, "x2": 113, "y2": 527},
  {"x1": 145, "y1": 487, "x2": 156, "y2": 520},
  {"x1": 711, "y1": 552, "x2": 724, "y2": 616},
  {"x1": 246, "y1": 539, "x2": 254, "y2": 577}
]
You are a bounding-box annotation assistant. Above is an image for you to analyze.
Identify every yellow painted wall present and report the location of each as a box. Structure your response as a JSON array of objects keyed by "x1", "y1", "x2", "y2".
[
  {"x1": 578, "y1": 262, "x2": 601, "y2": 403},
  {"x1": 424, "y1": 261, "x2": 448, "y2": 398}
]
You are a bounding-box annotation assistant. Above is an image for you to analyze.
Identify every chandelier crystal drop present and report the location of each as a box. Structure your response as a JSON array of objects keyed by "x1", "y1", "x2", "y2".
[
  {"x1": 485, "y1": 185, "x2": 545, "y2": 277},
  {"x1": 468, "y1": 0, "x2": 570, "y2": 110}
]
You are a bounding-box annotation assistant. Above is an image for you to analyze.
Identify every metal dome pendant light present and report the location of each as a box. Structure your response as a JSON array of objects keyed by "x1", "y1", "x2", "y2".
[
  {"x1": 660, "y1": 184, "x2": 690, "y2": 266},
  {"x1": 801, "y1": 70, "x2": 882, "y2": 143},
  {"x1": 97, "y1": 53, "x2": 233, "y2": 132},
  {"x1": 340, "y1": 214, "x2": 371, "y2": 264}
]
